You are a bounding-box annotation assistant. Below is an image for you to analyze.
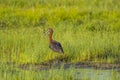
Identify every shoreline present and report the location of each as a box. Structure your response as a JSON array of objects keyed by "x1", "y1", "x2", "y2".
[{"x1": 18, "y1": 61, "x2": 120, "y2": 71}]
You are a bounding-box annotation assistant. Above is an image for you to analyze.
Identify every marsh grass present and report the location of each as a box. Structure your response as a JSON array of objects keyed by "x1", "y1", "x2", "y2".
[
  {"x1": 0, "y1": 0, "x2": 120, "y2": 64},
  {"x1": 0, "y1": 0, "x2": 120, "y2": 80},
  {"x1": 0, "y1": 27, "x2": 119, "y2": 64}
]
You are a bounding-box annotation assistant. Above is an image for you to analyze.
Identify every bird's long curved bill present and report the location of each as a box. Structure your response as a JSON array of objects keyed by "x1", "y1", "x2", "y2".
[{"x1": 42, "y1": 29, "x2": 49, "y2": 38}]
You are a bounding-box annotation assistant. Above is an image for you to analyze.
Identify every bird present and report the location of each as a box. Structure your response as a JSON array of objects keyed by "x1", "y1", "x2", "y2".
[{"x1": 46, "y1": 28, "x2": 64, "y2": 54}]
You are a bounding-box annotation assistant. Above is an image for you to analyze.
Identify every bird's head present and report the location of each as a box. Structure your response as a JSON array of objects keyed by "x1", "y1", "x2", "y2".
[
  {"x1": 43, "y1": 28, "x2": 53, "y2": 37},
  {"x1": 47, "y1": 28, "x2": 53, "y2": 34}
]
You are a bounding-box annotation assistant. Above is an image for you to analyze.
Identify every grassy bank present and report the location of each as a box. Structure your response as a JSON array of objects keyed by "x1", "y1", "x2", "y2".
[{"x1": 0, "y1": 0, "x2": 120, "y2": 64}]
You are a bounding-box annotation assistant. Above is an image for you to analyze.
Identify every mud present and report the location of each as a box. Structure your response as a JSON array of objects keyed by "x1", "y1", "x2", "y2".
[{"x1": 18, "y1": 59, "x2": 120, "y2": 71}]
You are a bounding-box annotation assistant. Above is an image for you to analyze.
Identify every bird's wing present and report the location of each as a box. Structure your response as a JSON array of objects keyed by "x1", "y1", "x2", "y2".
[{"x1": 53, "y1": 41, "x2": 64, "y2": 53}]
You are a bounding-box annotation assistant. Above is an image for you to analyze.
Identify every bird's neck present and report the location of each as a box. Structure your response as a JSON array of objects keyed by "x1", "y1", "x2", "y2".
[{"x1": 49, "y1": 32, "x2": 53, "y2": 43}]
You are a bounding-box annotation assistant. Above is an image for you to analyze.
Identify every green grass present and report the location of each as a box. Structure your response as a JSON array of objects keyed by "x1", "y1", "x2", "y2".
[
  {"x1": 0, "y1": 0, "x2": 120, "y2": 64},
  {"x1": 0, "y1": 0, "x2": 120, "y2": 80},
  {"x1": 0, "y1": 27, "x2": 120, "y2": 64},
  {"x1": 0, "y1": 63, "x2": 75, "y2": 80}
]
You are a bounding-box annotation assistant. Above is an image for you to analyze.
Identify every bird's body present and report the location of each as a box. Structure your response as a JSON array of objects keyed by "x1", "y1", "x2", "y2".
[
  {"x1": 47, "y1": 28, "x2": 64, "y2": 54},
  {"x1": 49, "y1": 40, "x2": 64, "y2": 53}
]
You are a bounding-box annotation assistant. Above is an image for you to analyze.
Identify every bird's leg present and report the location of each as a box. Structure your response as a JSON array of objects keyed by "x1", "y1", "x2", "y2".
[
  {"x1": 57, "y1": 54, "x2": 59, "y2": 63},
  {"x1": 58, "y1": 54, "x2": 61, "y2": 63},
  {"x1": 54, "y1": 53, "x2": 56, "y2": 60},
  {"x1": 54, "y1": 53, "x2": 57, "y2": 64}
]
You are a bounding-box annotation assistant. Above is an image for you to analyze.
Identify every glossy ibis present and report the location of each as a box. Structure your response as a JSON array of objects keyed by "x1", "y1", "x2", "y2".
[{"x1": 46, "y1": 28, "x2": 64, "y2": 54}]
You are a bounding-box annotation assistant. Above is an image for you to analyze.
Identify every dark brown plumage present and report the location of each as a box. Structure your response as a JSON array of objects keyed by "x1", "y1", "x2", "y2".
[{"x1": 47, "y1": 28, "x2": 64, "y2": 53}]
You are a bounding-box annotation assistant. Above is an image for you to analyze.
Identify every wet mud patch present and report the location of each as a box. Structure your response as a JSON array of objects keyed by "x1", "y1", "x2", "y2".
[{"x1": 18, "y1": 59, "x2": 120, "y2": 71}]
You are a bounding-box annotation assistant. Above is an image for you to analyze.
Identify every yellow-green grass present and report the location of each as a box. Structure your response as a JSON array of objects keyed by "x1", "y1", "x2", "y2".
[
  {"x1": 0, "y1": 0, "x2": 120, "y2": 30},
  {"x1": 0, "y1": 27, "x2": 120, "y2": 64},
  {"x1": 0, "y1": 0, "x2": 120, "y2": 64}
]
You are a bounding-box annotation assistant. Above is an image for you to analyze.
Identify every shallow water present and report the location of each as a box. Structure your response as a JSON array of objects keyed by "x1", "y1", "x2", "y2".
[
  {"x1": 74, "y1": 68, "x2": 120, "y2": 80},
  {"x1": 36, "y1": 64, "x2": 120, "y2": 80},
  {"x1": 15, "y1": 62, "x2": 120, "y2": 80}
]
